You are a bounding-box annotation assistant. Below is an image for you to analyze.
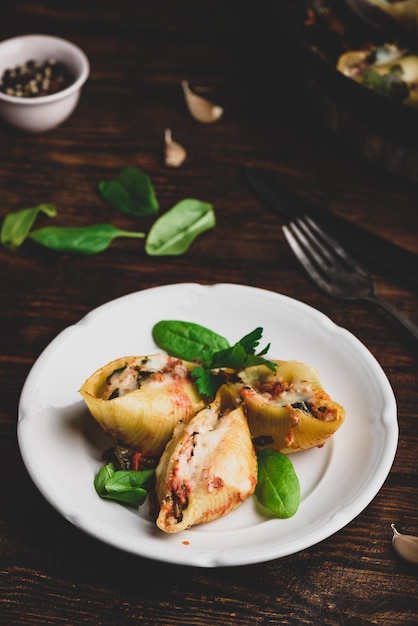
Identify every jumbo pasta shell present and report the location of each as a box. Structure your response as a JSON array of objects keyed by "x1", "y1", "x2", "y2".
[
  {"x1": 79, "y1": 354, "x2": 204, "y2": 455},
  {"x1": 238, "y1": 360, "x2": 345, "y2": 453},
  {"x1": 155, "y1": 385, "x2": 257, "y2": 533}
]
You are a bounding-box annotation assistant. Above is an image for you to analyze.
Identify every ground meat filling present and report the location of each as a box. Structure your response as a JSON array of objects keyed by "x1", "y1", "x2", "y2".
[
  {"x1": 247, "y1": 376, "x2": 335, "y2": 422},
  {"x1": 170, "y1": 482, "x2": 190, "y2": 523},
  {"x1": 102, "y1": 356, "x2": 186, "y2": 400}
]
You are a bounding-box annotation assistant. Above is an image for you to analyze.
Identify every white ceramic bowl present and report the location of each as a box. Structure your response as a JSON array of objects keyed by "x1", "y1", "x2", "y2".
[{"x1": 0, "y1": 34, "x2": 89, "y2": 133}]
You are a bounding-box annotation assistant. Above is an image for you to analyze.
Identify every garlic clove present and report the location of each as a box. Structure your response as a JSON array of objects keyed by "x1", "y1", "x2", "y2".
[
  {"x1": 164, "y1": 128, "x2": 186, "y2": 168},
  {"x1": 181, "y1": 80, "x2": 223, "y2": 124},
  {"x1": 391, "y1": 524, "x2": 418, "y2": 564}
]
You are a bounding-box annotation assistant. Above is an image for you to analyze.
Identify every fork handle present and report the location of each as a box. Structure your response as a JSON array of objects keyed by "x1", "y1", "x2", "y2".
[{"x1": 366, "y1": 294, "x2": 418, "y2": 345}]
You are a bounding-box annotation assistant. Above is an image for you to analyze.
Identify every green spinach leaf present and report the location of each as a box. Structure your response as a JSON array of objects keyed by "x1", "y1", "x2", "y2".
[
  {"x1": 2, "y1": 169, "x2": 214, "y2": 258},
  {"x1": 255, "y1": 449, "x2": 300, "y2": 518},
  {"x1": 1, "y1": 203, "x2": 57, "y2": 249},
  {"x1": 94, "y1": 462, "x2": 116, "y2": 497},
  {"x1": 145, "y1": 198, "x2": 215, "y2": 256},
  {"x1": 152, "y1": 320, "x2": 229, "y2": 361},
  {"x1": 99, "y1": 167, "x2": 159, "y2": 217},
  {"x1": 94, "y1": 463, "x2": 155, "y2": 507},
  {"x1": 29, "y1": 223, "x2": 145, "y2": 254}
]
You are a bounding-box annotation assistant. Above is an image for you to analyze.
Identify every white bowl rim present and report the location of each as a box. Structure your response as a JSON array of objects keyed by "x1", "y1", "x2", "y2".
[{"x1": 0, "y1": 33, "x2": 90, "y2": 105}]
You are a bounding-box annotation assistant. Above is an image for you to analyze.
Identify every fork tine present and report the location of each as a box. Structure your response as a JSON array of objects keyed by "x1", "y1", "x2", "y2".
[
  {"x1": 285, "y1": 215, "x2": 369, "y2": 280},
  {"x1": 282, "y1": 223, "x2": 334, "y2": 294},
  {"x1": 292, "y1": 217, "x2": 345, "y2": 272},
  {"x1": 283, "y1": 215, "x2": 418, "y2": 344},
  {"x1": 302, "y1": 216, "x2": 367, "y2": 275}
]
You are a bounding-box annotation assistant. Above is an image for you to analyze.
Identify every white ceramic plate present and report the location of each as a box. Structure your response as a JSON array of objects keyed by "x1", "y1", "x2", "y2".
[{"x1": 17, "y1": 283, "x2": 398, "y2": 567}]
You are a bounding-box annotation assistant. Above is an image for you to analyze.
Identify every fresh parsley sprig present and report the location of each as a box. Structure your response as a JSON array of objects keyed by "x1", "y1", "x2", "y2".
[
  {"x1": 211, "y1": 327, "x2": 276, "y2": 369},
  {"x1": 152, "y1": 321, "x2": 276, "y2": 398}
]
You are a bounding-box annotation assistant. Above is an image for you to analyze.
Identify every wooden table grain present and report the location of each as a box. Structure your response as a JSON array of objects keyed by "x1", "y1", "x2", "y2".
[{"x1": 1, "y1": 2, "x2": 417, "y2": 625}]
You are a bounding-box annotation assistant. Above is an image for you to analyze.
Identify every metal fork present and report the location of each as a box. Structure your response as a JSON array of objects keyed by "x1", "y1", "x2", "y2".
[{"x1": 282, "y1": 215, "x2": 418, "y2": 344}]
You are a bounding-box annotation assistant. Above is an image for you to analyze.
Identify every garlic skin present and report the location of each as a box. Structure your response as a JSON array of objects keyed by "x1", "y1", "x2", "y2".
[
  {"x1": 391, "y1": 524, "x2": 418, "y2": 564},
  {"x1": 181, "y1": 80, "x2": 223, "y2": 124},
  {"x1": 164, "y1": 128, "x2": 186, "y2": 168}
]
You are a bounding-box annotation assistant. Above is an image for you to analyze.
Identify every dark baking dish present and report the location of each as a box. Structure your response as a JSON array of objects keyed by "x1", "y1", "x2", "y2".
[{"x1": 279, "y1": 0, "x2": 418, "y2": 182}]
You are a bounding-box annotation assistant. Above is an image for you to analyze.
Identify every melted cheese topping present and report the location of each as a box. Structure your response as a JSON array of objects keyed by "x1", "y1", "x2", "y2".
[{"x1": 252, "y1": 377, "x2": 314, "y2": 407}]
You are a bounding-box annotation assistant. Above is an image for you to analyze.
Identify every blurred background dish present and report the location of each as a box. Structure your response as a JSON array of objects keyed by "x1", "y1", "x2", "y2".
[
  {"x1": 0, "y1": 34, "x2": 89, "y2": 133},
  {"x1": 280, "y1": 0, "x2": 418, "y2": 182}
]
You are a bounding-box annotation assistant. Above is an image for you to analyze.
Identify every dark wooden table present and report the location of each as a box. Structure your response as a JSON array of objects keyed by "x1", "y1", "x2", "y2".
[{"x1": 1, "y1": 2, "x2": 417, "y2": 625}]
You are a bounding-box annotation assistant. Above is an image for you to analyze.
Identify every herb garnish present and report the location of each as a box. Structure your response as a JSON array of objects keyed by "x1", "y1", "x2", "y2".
[
  {"x1": 255, "y1": 449, "x2": 300, "y2": 518},
  {"x1": 152, "y1": 320, "x2": 230, "y2": 361},
  {"x1": 94, "y1": 462, "x2": 155, "y2": 506},
  {"x1": 152, "y1": 320, "x2": 276, "y2": 398},
  {"x1": 191, "y1": 327, "x2": 276, "y2": 398}
]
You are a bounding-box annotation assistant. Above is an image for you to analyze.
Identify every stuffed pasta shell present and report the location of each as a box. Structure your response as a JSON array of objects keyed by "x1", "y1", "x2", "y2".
[
  {"x1": 238, "y1": 360, "x2": 345, "y2": 453},
  {"x1": 79, "y1": 354, "x2": 204, "y2": 455},
  {"x1": 155, "y1": 384, "x2": 257, "y2": 533}
]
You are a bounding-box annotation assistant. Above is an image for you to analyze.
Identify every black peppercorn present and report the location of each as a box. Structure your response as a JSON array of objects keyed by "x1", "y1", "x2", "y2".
[{"x1": 0, "y1": 58, "x2": 74, "y2": 97}]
